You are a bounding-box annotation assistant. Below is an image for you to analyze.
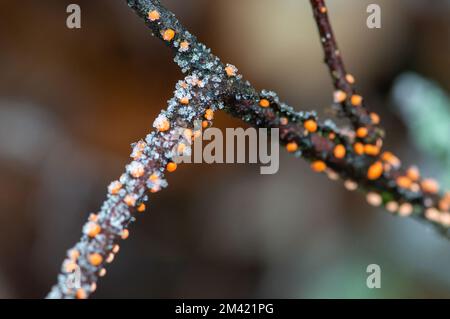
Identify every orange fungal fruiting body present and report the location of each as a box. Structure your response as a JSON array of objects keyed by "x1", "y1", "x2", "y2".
[
  {"x1": 304, "y1": 119, "x2": 317, "y2": 133},
  {"x1": 124, "y1": 195, "x2": 136, "y2": 207},
  {"x1": 425, "y1": 208, "x2": 440, "y2": 222},
  {"x1": 88, "y1": 253, "x2": 103, "y2": 267},
  {"x1": 148, "y1": 10, "x2": 160, "y2": 21},
  {"x1": 396, "y1": 176, "x2": 412, "y2": 189},
  {"x1": 259, "y1": 99, "x2": 270, "y2": 108},
  {"x1": 344, "y1": 180, "x2": 358, "y2": 191},
  {"x1": 366, "y1": 192, "x2": 382, "y2": 207},
  {"x1": 386, "y1": 201, "x2": 399, "y2": 213},
  {"x1": 333, "y1": 144, "x2": 346, "y2": 159},
  {"x1": 180, "y1": 97, "x2": 189, "y2": 105},
  {"x1": 155, "y1": 116, "x2": 170, "y2": 132},
  {"x1": 204, "y1": 109, "x2": 214, "y2": 121},
  {"x1": 69, "y1": 249, "x2": 80, "y2": 260},
  {"x1": 407, "y1": 166, "x2": 420, "y2": 181},
  {"x1": 367, "y1": 161, "x2": 383, "y2": 180},
  {"x1": 137, "y1": 203, "x2": 146, "y2": 212},
  {"x1": 370, "y1": 112, "x2": 380, "y2": 125},
  {"x1": 130, "y1": 163, "x2": 144, "y2": 178},
  {"x1": 345, "y1": 74, "x2": 355, "y2": 84},
  {"x1": 351, "y1": 95, "x2": 363, "y2": 106},
  {"x1": 76, "y1": 288, "x2": 87, "y2": 299},
  {"x1": 421, "y1": 179, "x2": 439, "y2": 194},
  {"x1": 163, "y1": 29, "x2": 175, "y2": 41},
  {"x1": 440, "y1": 198, "x2": 450, "y2": 212},
  {"x1": 356, "y1": 127, "x2": 368, "y2": 138},
  {"x1": 149, "y1": 173, "x2": 159, "y2": 183},
  {"x1": 381, "y1": 151, "x2": 401, "y2": 167},
  {"x1": 353, "y1": 142, "x2": 364, "y2": 155},
  {"x1": 166, "y1": 162, "x2": 177, "y2": 173},
  {"x1": 108, "y1": 181, "x2": 122, "y2": 195},
  {"x1": 311, "y1": 160, "x2": 327, "y2": 172},
  {"x1": 87, "y1": 222, "x2": 101, "y2": 238},
  {"x1": 225, "y1": 65, "x2": 237, "y2": 77},
  {"x1": 334, "y1": 90, "x2": 347, "y2": 103},
  {"x1": 121, "y1": 229, "x2": 129, "y2": 240},
  {"x1": 180, "y1": 41, "x2": 189, "y2": 50},
  {"x1": 280, "y1": 117, "x2": 288, "y2": 125},
  {"x1": 106, "y1": 253, "x2": 115, "y2": 263},
  {"x1": 286, "y1": 142, "x2": 298, "y2": 153},
  {"x1": 364, "y1": 144, "x2": 380, "y2": 156},
  {"x1": 112, "y1": 245, "x2": 120, "y2": 254},
  {"x1": 398, "y1": 203, "x2": 413, "y2": 217}
]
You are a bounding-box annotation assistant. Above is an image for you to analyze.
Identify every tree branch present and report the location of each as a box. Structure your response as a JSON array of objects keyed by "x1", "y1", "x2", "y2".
[
  {"x1": 309, "y1": 0, "x2": 384, "y2": 144},
  {"x1": 47, "y1": 71, "x2": 225, "y2": 298},
  {"x1": 47, "y1": 0, "x2": 450, "y2": 298},
  {"x1": 125, "y1": 0, "x2": 450, "y2": 240}
]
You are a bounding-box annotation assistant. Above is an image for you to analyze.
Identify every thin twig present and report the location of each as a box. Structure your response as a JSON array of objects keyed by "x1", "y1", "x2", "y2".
[{"x1": 309, "y1": 0, "x2": 384, "y2": 144}]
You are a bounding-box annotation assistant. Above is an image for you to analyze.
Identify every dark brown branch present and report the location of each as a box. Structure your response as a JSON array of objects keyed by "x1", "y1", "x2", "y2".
[
  {"x1": 310, "y1": 0, "x2": 353, "y2": 95},
  {"x1": 47, "y1": 0, "x2": 450, "y2": 298},
  {"x1": 309, "y1": 0, "x2": 383, "y2": 144},
  {"x1": 124, "y1": 0, "x2": 450, "y2": 238}
]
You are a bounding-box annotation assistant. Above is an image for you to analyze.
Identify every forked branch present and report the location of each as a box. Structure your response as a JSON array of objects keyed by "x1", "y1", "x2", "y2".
[{"x1": 47, "y1": 0, "x2": 450, "y2": 298}]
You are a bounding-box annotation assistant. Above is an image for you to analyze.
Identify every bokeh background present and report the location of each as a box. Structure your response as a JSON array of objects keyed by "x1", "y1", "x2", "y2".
[{"x1": 0, "y1": 0, "x2": 449, "y2": 298}]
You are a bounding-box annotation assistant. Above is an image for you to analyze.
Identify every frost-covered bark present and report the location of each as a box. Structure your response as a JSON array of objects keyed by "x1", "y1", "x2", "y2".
[
  {"x1": 47, "y1": 71, "x2": 226, "y2": 298},
  {"x1": 48, "y1": 0, "x2": 450, "y2": 298}
]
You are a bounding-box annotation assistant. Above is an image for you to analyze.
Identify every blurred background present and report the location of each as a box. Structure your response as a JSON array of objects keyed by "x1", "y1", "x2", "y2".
[{"x1": 0, "y1": 0, "x2": 449, "y2": 298}]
